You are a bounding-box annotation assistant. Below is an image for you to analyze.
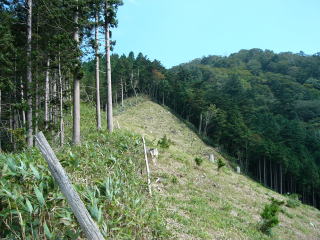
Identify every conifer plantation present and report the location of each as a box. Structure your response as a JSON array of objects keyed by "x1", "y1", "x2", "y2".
[
  {"x1": 1, "y1": 1, "x2": 320, "y2": 239},
  {"x1": 0, "y1": 0, "x2": 122, "y2": 149},
  {"x1": 83, "y1": 50, "x2": 320, "y2": 209}
]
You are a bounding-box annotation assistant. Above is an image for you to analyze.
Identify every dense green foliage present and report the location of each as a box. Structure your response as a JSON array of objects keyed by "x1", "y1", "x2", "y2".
[
  {"x1": 260, "y1": 198, "x2": 284, "y2": 235},
  {"x1": 194, "y1": 157, "x2": 204, "y2": 166},
  {"x1": 0, "y1": 123, "x2": 168, "y2": 239},
  {"x1": 83, "y1": 49, "x2": 320, "y2": 209},
  {"x1": 157, "y1": 135, "x2": 173, "y2": 149},
  {"x1": 217, "y1": 158, "x2": 226, "y2": 171},
  {"x1": 0, "y1": 0, "x2": 123, "y2": 149},
  {"x1": 162, "y1": 49, "x2": 320, "y2": 208},
  {"x1": 82, "y1": 51, "x2": 165, "y2": 106}
]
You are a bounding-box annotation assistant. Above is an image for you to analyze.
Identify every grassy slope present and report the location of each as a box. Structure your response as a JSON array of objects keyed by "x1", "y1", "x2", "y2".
[
  {"x1": 0, "y1": 101, "x2": 169, "y2": 239},
  {"x1": 1, "y1": 97, "x2": 320, "y2": 239},
  {"x1": 115, "y1": 97, "x2": 320, "y2": 240}
]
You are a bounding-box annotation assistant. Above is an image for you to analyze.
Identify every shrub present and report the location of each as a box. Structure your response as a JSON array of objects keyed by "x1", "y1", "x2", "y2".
[
  {"x1": 286, "y1": 193, "x2": 301, "y2": 208},
  {"x1": 194, "y1": 157, "x2": 204, "y2": 166},
  {"x1": 171, "y1": 175, "x2": 178, "y2": 184},
  {"x1": 157, "y1": 135, "x2": 172, "y2": 149},
  {"x1": 217, "y1": 158, "x2": 226, "y2": 171},
  {"x1": 260, "y1": 198, "x2": 284, "y2": 235}
]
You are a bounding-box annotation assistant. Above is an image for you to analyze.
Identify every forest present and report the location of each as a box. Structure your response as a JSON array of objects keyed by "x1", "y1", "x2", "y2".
[
  {"x1": 82, "y1": 49, "x2": 320, "y2": 209},
  {"x1": 0, "y1": 0, "x2": 122, "y2": 150},
  {"x1": 1, "y1": 0, "x2": 320, "y2": 217}
]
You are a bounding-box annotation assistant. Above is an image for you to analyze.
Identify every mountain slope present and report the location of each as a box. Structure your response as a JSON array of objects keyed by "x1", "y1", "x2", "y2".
[
  {"x1": 1, "y1": 97, "x2": 319, "y2": 239},
  {"x1": 116, "y1": 97, "x2": 320, "y2": 240}
]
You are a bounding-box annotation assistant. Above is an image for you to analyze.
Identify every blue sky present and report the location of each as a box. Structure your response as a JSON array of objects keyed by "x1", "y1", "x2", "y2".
[{"x1": 112, "y1": 0, "x2": 320, "y2": 68}]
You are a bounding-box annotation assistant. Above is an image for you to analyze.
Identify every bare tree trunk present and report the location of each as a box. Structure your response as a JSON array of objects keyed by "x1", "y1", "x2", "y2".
[
  {"x1": 58, "y1": 53, "x2": 64, "y2": 146},
  {"x1": 204, "y1": 113, "x2": 209, "y2": 136},
  {"x1": 198, "y1": 113, "x2": 202, "y2": 135},
  {"x1": 275, "y1": 164, "x2": 278, "y2": 192},
  {"x1": 45, "y1": 57, "x2": 50, "y2": 129},
  {"x1": 20, "y1": 78, "x2": 26, "y2": 126},
  {"x1": 26, "y1": 0, "x2": 33, "y2": 147},
  {"x1": 121, "y1": 77, "x2": 124, "y2": 107},
  {"x1": 53, "y1": 74, "x2": 57, "y2": 126},
  {"x1": 245, "y1": 140, "x2": 248, "y2": 173},
  {"x1": 263, "y1": 156, "x2": 266, "y2": 186},
  {"x1": 73, "y1": 1, "x2": 81, "y2": 144},
  {"x1": 162, "y1": 92, "x2": 164, "y2": 105},
  {"x1": 0, "y1": 90, "x2": 2, "y2": 151},
  {"x1": 9, "y1": 106, "x2": 13, "y2": 144},
  {"x1": 130, "y1": 70, "x2": 137, "y2": 98},
  {"x1": 105, "y1": 1, "x2": 113, "y2": 132},
  {"x1": 95, "y1": 11, "x2": 101, "y2": 130},
  {"x1": 280, "y1": 164, "x2": 283, "y2": 194},
  {"x1": 35, "y1": 80, "x2": 39, "y2": 134},
  {"x1": 35, "y1": 13, "x2": 39, "y2": 135},
  {"x1": 312, "y1": 187, "x2": 315, "y2": 207},
  {"x1": 259, "y1": 158, "x2": 261, "y2": 183},
  {"x1": 270, "y1": 158, "x2": 273, "y2": 189}
]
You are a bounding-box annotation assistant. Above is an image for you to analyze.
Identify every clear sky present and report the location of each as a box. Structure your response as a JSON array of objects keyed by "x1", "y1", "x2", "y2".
[{"x1": 112, "y1": 0, "x2": 320, "y2": 68}]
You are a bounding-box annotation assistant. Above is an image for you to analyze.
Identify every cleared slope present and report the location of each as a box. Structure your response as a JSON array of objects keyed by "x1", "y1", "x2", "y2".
[{"x1": 115, "y1": 97, "x2": 320, "y2": 240}]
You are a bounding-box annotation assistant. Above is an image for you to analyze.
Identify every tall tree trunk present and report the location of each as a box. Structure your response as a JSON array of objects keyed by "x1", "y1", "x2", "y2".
[
  {"x1": 9, "y1": 106, "x2": 13, "y2": 145},
  {"x1": 162, "y1": 91, "x2": 164, "y2": 105},
  {"x1": 275, "y1": 164, "x2": 278, "y2": 192},
  {"x1": 280, "y1": 164, "x2": 283, "y2": 194},
  {"x1": 73, "y1": 1, "x2": 81, "y2": 144},
  {"x1": 263, "y1": 156, "x2": 266, "y2": 186},
  {"x1": 105, "y1": 1, "x2": 113, "y2": 132},
  {"x1": 121, "y1": 77, "x2": 124, "y2": 107},
  {"x1": 20, "y1": 78, "x2": 26, "y2": 126},
  {"x1": 35, "y1": 80, "x2": 39, "y2": 134},
  {"x1": 259, "y1": 158, "x2": 262, "y2": 183},
  {"x1": 53, "y1": 74, "x2": 57, "y2": 125},
  {"x1": 35, "y1": 13, "x2": 39, "y2": 134},
  {"x1": 26, "y1": 0, "x2": 33, "y2": 147},
  {"x1": 270, "y1": 158, "x2": 273, "y2": 189},
  {"x1": 115, "y1": 91, "x2": 118, "y2": 105},
  {"x1": 45, "y1": 57, "x2": 50, "y2": 129},
  {"x1": 0, "y1": 90, "x2": 2, "y2": 151},
  {"x1": 204, "y1": 119, "x2": 208, "y2": 136},
  {"x1": 58, "y1": 53, "x2": 64, "y2": 146},
  {"x1": 198, "y1": 113, "x2": 202, "y2": 135},
  {"x1": 95, "y1": 11, "x2": 101, "y2": 130},
  {"x1": 130, "y1": 70, "x2": 137, "y2": 98}
]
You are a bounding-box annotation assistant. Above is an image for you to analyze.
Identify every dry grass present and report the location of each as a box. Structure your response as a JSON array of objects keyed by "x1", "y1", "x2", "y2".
[{"x1": 115, "y1": 97, "x2": 320, "y2": 240}]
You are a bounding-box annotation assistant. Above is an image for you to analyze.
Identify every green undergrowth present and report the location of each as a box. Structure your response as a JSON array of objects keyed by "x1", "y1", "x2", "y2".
[
  {"x1": 0, "y1": 104, "x2": 169, "y2": 239},
  {"x1": 115, "y1": 98, "x2": 320, "y2": 240}
]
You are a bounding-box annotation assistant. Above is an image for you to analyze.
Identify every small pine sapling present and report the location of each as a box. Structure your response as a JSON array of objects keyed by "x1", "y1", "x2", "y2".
[
  {"x1": 194, "y1": 157, "x2": 204, "y2": 166},
  {"x1": 260, "y1": 198, "x2": 284, "y2": 235},
  {"x1": 157, "y1": 135, "x2": 172, "y2": 149},
  {"x1": 217, "y1": 158, "x2": 225, "y2": 171}
]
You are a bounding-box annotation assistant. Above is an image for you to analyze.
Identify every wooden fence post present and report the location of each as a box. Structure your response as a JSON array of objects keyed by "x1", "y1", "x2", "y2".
[
  {"x1": 35, "y1": 132, "x2": 104, "y2": 240},
  {"x1": 142, "y1": 136, "x2": 152, "y2": 196}
]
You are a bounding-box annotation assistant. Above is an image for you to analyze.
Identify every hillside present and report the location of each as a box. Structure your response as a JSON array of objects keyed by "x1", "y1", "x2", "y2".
[
  {"x1": 1, "y1": 98, "x2": 320, "y2": 239},
  {"x1": 81, "y1": 50, "x2": 320, "y2": 210},
  {"x1": 0, "y1": 102, "x2": 169, "y2": 239},
  {"x1": 115, "y1": 97, "x2": 320, "y2": 240}
]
